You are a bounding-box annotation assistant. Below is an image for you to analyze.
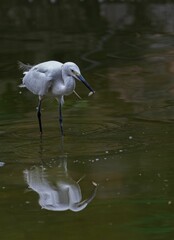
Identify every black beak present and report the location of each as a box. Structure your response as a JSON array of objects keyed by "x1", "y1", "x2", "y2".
[{"x1": 77, "y1": 74, "x2": 95, "y2": 94}]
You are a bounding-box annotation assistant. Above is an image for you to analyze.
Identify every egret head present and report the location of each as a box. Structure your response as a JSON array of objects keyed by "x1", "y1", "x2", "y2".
[{"x1": 63, "y1": 62, "x2": 95, "y2": 94}]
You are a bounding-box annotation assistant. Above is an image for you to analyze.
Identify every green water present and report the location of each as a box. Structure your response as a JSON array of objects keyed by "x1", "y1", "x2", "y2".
[{"x1": 0, "y1": 1, "x2": 174, "y2": 240}]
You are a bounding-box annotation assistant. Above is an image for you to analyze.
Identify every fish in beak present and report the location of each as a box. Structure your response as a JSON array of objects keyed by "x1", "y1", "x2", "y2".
[{"x1": 76, "y1": 73, "x2": 95, "y2": 96}]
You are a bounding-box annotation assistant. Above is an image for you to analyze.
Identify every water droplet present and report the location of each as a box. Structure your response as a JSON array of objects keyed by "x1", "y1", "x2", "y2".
[
  {"x1": 0, "y1": 162, "x2": 5, "y2": 167},
  {"x1": 157, "y1": 173, "x2": 161, "y2": 178}
]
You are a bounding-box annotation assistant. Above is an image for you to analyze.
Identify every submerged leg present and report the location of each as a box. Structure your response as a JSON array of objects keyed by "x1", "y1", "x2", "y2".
[
  {"x1": 37, "y1": 96, "x2": 43, "y2": 134},
  {"x1": 59, "y1": 102, "x2": 64, "y2": 136}
]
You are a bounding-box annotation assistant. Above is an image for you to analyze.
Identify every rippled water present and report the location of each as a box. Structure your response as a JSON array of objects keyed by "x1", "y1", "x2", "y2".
[{"x1": 0, "y1": 1, "x2": 174, "y2": 240}]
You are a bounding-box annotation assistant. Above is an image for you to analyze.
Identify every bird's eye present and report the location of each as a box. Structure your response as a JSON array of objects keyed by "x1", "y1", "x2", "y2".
[{"x1": 71, "y1": 69, "x2": 74, "y2": 73}]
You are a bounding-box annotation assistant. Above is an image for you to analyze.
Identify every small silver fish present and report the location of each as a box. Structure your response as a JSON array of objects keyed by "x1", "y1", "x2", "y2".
[{"x1": 88, "y1": 91, "x2": 95, "y2": 97}]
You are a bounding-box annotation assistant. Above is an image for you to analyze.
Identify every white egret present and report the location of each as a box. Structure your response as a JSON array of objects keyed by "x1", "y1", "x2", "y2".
[{"x1": 19, "y1": 61, "x2": 95, "y2": 135}]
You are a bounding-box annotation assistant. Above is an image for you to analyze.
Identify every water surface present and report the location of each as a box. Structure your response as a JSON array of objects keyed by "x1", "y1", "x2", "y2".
[{"x1": 0, "y1": 1, "x2": 174, "y2": 240}]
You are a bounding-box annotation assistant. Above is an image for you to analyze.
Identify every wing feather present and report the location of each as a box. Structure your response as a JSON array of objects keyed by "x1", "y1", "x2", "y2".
[
  {"x1": 23, "y1": 69, "x2": 52, "y2": 96},
  {"x1": 19, "y1": 61, "x2": 63, "y2": 96}
]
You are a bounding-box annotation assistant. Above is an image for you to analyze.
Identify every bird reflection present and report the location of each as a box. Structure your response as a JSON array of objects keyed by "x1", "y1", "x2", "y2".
[{"x1": 24, "y1": 155, "x2": 98, "y2": 212}]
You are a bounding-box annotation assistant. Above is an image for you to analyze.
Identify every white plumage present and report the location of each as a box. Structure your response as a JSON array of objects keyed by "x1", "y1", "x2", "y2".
[{"x1": 19, "y1": 60, "x2": 95, "y2": 135}]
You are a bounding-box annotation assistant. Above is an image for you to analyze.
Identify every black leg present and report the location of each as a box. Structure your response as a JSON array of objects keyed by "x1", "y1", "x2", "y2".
[
  {"x1": 59, "y1": 102, "x2": 64, "y2": 136},
  {"x1": 37, "y1": 97, "x2": 43, "y2": 134}
]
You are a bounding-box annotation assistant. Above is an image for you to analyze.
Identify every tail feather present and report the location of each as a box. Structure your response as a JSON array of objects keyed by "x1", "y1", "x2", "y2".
[
  {"x1": 18, "y1": 83, "x2": 26, "y2": 88},
  {"x1": 18, "y1": 61, "x2": 33, "y2": 71}
]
